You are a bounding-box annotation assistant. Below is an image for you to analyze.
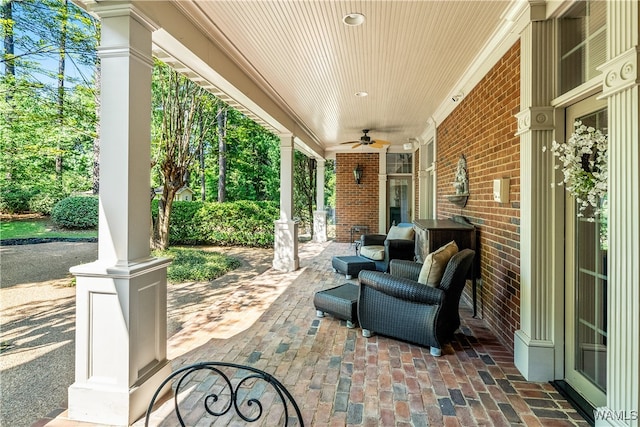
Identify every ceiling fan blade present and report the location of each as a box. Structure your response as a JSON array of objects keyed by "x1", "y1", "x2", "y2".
[
  {"x1": 351, "y1": 142, "x2": 362, "y2": 149},
  {"x1": 371, "y1": 140, "x2": 391, "y2": 147},
  {"x1": 340, "y1": 140, "x2": 359, "y2": 145}
]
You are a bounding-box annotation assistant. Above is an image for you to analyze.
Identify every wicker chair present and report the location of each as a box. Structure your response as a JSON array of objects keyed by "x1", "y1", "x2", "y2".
[
  {"x1": 357, "y1": 249, "x2": 475, "y2": 356},
  {"x1": 358, "y1": 223, "x2": 415, "y2": 272}
]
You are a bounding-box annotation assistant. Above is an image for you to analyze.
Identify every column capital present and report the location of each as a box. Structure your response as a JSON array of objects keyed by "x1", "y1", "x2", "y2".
[
  {"x1": 599, "y1": 47, "x2": 640, "y2": 99},
  {"x1": 515, "y1": 106, "x2": 555, "y2": 136},
  {"x1": 279, "y1": 133, "x2": 294, "y2": 147},
  {"x1": 527, "y1": 0, "x2": 547, "y2": 22},
  {"x1": 89, "y1": 2, "x2": 159, "y2": 32},
  {"x1": 98, "y1": 45, "x2": 154, "y2": 68}
]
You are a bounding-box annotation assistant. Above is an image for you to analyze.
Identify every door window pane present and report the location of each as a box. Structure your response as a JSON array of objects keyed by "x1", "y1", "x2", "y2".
[
  {"x1": 386, "y1": 153, "x2": 413, "y2": 174},
  {"x1": 573, "y1": 108, "x2": 608, "y2": 393},
  {"x1": 560, "y1": 0, "x2": 607, "y2": 93},
  {"x1": 388, "y1": 177, "x2": 411, "y2": 227}
]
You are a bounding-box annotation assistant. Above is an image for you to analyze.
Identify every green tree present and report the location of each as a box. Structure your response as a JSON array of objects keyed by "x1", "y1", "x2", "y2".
[
  {"x1": 151, "y1": 59, "x2": 216, "y2": 249},
  {"x1": 217, "y1": 106, "x2": 228, "y2": 202},
  {"x1": 221, "y1": 111, "x2": 280, "y2": 202},
  {"x1": 0, "y1": 0, "x2": 98, "y2": 212},
  {"x1": 293, "y1": 151, "x2": 316, "y2": 235}
]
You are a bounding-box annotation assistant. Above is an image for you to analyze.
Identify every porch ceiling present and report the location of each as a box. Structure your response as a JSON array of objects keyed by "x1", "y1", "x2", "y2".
[{"x1": 134, "y1": 1, "x2": 526, "y2": 156}]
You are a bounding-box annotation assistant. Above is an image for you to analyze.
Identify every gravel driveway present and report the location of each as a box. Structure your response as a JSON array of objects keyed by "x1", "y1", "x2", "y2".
[{"x1": 1, "y1": 241, "x2": 98, "y2": 427}]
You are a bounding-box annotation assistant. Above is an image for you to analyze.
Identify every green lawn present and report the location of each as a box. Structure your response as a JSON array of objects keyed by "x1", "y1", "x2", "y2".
[
  {"x1": 0, "y1": 217, "x2": 97, "y2": 240},
  {"x1": 2, "y1": 218, "x2": 240, "y2": 283}
]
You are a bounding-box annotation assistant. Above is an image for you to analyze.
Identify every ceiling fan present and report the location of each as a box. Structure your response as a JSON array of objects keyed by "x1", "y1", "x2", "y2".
[{"x1": 341, "y1": 129, "x2": 391, "y2": 149}]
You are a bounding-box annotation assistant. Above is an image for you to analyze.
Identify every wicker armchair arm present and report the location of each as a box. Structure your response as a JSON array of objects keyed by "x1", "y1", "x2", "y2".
[
  {"x1": 389, "y1": 259, "x2": 422, "y2": 281},
  {"x1": 361, "y1": 234, "x2": 387, "y2": 246},
  {"x1": 358, "y1": 270, "x2": 444, "y2": 305}
]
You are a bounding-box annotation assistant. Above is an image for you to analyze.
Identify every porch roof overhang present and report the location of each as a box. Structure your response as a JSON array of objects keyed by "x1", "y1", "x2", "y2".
[{"x1": 78, "y1": 0, "x2": 535, "y2": 160}]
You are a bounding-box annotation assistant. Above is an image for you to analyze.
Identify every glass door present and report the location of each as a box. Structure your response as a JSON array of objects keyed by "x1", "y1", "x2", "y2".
[
  {"x1": 564, "y1": 96, "x2": 607, "y2": 408},
  {"x1": 388, "y1": 177, "x2": 412, "y2": 228}
]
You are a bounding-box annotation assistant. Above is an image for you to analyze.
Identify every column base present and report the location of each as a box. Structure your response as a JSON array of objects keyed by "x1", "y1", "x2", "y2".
[
  {"x1": 514, "y1": 330, "x2": 556, "y2": 381},
  {"x1": 69, "y1": 257, "x2": 172, "y2": 425},
  {"x1": 68, "y1": 359, "x2": 171, "y2": 426},
  {"x1": 273, "y1": 220, "x2": 299, "y2": 271},
  {"x1": 313, "y1": 210, "x2": 328, "y2": 243}
]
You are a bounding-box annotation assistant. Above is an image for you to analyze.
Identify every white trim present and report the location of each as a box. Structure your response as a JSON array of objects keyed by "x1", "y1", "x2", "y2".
[{"x1": 431, "y1": 0, "x2": 529, "y2": 125}]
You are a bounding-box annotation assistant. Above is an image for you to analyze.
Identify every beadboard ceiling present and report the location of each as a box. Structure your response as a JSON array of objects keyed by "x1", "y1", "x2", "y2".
[{"x1": 165, "y1": 1, "x2": 520, "y2": 154}]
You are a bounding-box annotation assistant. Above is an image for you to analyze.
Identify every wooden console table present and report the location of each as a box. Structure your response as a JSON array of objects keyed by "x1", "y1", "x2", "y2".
[{"x1": 413, "y1": 218, "x2": 478, "y2": 316}]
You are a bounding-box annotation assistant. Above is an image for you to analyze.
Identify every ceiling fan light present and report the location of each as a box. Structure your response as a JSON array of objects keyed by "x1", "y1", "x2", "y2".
[{"x1": 343, "y1": 13, "x2": 365, "y2": 26}]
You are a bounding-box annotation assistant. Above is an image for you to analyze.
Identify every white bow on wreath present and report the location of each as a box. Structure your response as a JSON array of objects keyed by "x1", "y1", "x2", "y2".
[{"x1": 543, "y1": 120, "x2": 608, "y2": 220}]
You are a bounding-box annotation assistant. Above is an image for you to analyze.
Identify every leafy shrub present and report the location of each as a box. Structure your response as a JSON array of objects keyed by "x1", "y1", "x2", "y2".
[
  {"x1": 0, "y1": 184, "x2": 34, "y2": 214},
  {"x1": 28, "y1": 192, "x2": 66, "y2": 215},
  {"x1": 151, "y1": 199, "x2": 279, "y2": 247},
  {"x1": 165, "y1": 200, "x2": 205, "y2": 244},
  {"x1": 194, "y1": 200, "x2": 279, "y2": 247},
  {"x1": 51, "y1": 196, "x2": 99, "y2": 229}
]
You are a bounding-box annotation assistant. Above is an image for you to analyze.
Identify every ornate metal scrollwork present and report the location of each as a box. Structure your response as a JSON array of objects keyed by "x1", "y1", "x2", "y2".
[{"x1": 145, "y1": 362, "x2": 304, "y2": 426}]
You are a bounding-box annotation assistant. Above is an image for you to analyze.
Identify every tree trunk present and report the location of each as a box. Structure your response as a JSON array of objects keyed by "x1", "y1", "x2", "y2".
[
  {"x1": 92, "y1": 61, "x2": 100, "y2": 194},
  {"x1": 55, "y1": 0, "x2": 69, "y2": 183},
  {"x1": 2, "y1": 1, "x2": 15, "y2": 182},
  {"x1": 155, "y1": 188, "x2": 176, "y2": 250},
  {"x1": 198, "y1": 115, "x2": 206, "y2": 201},
  {"x1": 2, "y1": 1, "x2": 15, "y2": 80},
  {"x1": 306, "y1": 157, "x2": 316, "y2": 237},
  {"x1": 217, "y1": 108, "x2": 227, "y2": 203}
]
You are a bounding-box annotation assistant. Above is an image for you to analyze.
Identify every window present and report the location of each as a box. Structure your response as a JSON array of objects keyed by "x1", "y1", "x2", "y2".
[
  {"x1": 559, "y1": 0, "x2": 607, "y2": 94},
  {"x1": 386, "y1": 153, "x2": 413, "y2": 174}
]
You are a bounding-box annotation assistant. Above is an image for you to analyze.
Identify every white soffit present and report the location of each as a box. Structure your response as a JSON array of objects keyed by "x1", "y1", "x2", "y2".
[{"x1": 170, "y1": 0, "x2": 515, "y2": 151}]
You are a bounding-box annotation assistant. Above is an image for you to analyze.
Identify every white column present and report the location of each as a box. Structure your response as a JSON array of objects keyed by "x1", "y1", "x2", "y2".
[
  {"x1": 596, "y1": 2, "x2": 640, "y2": 424},
  {"x1": 313, "y1": 158, "x2": 327, "y2": 242},
  {"x1": 514, "y1": 16, "x2": 565, "y2": 381},
  {"x1": 68, "y1": 5, "x2": 171, "y2": 425},
  {"x1": 273, "y1": 134, "x2": 299, "y2": 271},
  {"x1": 378, "y1": 149, "x2": 387, "y2": 233}
]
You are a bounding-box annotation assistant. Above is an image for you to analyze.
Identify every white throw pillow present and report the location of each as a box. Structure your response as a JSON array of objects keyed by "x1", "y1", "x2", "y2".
[
  {"x1": 386, "y1": 225, "x2": 414, "y2": 240},
  {"x1": 417, "y1": 241, "x2": 459, "y2": 287}
]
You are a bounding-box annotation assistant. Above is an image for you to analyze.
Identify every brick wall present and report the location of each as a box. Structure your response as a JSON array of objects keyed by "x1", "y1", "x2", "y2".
[
  {"x1": 335, "y1": 152, "x2": 380, "y2": 242},
  {"x1": 437, "y1": 42, "x2": 521, "y2": 349}
]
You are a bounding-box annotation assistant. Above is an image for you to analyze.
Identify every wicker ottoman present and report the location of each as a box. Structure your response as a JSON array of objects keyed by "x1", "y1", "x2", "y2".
[
  {"x1": 314, "y1": 283, "x2": 359, "y2": 328},
  {"x1": 331, "y1": 255, "x2": 376, "y2": 279}
]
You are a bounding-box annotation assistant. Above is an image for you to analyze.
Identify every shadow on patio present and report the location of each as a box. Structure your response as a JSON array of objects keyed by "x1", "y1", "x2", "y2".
[{"x1": 45, "y1": 241, "x2": 589, "y2": 427}]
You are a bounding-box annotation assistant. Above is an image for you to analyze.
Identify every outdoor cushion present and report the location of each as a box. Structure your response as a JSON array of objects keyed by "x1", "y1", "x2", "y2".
[
  {"x1": 386, "y1": 225, "x2": 415, "y2": 240},
  {"x1": 360, "y1": 245, "x2": 385, "y2": 261},
  {"x1": 418, "y1": 240, "x2": 459, "y2": 287}
]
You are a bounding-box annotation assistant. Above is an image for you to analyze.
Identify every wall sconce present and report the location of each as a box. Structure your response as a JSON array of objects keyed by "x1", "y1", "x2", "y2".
[{"x1": 353, "y1": 164, "x2": 363, "y2": 184}]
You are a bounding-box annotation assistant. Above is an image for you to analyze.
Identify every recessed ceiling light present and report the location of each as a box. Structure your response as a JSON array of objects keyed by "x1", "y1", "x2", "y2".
[
  {"x1": 355, "y1": 91, "x2": 368, "y2": 97},
  {"x1": 343, "y1": 13, "x2": 365, "y2": 26}
]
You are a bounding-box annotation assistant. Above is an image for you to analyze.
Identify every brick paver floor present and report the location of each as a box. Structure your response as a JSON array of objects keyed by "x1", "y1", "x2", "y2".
[{"x1": 41, "y1": 241, "x2": 589, "y2": 427}]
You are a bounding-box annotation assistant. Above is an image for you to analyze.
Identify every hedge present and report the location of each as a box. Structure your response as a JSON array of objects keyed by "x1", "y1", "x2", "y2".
[{"x1": 152, "y1": 199, "x2": 279, "y2": 247}]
